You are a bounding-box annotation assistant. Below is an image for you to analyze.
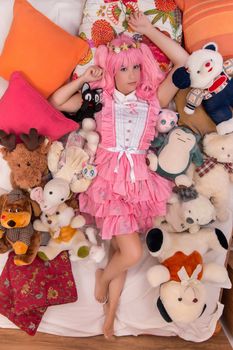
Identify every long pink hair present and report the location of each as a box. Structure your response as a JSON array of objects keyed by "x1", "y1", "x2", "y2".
[{"x1": 92, "y1": 34, "x2": 165, "y2": 101}]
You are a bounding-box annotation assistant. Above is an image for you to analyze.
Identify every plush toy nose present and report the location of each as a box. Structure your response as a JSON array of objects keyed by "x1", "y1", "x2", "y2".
[
  {"x1": 186, "y1": 217, "x2": 194, "y2": 224},
  {"x1": 7, "y1": 220, "x2": 16, "y2": 227},
  {"x1": 205, "y1": 62, "x2": 211, "y2": 67},
  {"x1": 47, "y1": 220, "x2": 52, "y2": 225}
]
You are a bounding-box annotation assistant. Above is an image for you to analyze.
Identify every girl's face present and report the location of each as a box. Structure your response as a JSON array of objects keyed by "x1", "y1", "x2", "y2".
[{"x1": 114, "y1": 64, "x2": 141, "y2": 95}]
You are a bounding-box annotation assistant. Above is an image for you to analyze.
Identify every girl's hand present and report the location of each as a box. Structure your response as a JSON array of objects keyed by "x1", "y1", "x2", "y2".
[
  {"x1": 81, "y1": 65, "x2": 103, "y2": 83},
  {"x1": 128, "y1": 12, "x2": 152, "y2": 35}
]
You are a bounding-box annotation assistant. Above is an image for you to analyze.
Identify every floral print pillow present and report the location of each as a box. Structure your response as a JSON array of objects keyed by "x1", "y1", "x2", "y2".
[{"x1": 74, "y1": 0, "x2": 182, "y2": 77}]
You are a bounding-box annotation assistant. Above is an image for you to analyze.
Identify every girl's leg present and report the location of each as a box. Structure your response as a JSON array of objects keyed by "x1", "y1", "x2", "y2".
[
  {"x1": 101, "y1": 238, "x2": 127, "y2": 339},
  {"x1": 103, "y1": 271, "x2": 127, "y2": 339},
  {"x1": 95, "y1": 232, "x2": 142, "y2": 303}
]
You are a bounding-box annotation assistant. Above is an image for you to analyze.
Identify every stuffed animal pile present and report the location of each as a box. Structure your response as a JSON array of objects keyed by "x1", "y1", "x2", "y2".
[
  {"x1": 0, "y1": 113, "x2": 105, "y2": 265},
  {"x1": 0, "y1": 74, "x2": 231, "y2": 334}
]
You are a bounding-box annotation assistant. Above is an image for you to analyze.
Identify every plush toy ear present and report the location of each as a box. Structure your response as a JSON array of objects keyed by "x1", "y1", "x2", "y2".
[
  {"x1": 30, "y1": 199, "x2": 41, "y2": 217},
  {"x1": 30, "y1": 187, "x2": 44, "y2": 205},
  {"x1": 0, "y1": 193, "x2": 7, "y2": 213},
  {"x1": 146, "y1": 228, "x2": 163, "y2": 254},
  {"x1": 82, "y1": 82, "x2": 90, "y2": 93},
  {"x1": 157, "y1": 297, "x2": 173, "y2": 323},
  {"x1": 202, "y1": 42, "x2": 218, "y2": 51},
  {"x1": 172, "y1": 67, "x2": 191, "y2": 89}
]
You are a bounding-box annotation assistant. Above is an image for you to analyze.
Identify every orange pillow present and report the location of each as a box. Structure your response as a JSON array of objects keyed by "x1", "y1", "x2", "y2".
[
  {"x1": 175, "y1": 0, "x2": 233, "y2": 59},
  {"x1": 0, "y1": 0, "x2": 89, "y2": 97}
]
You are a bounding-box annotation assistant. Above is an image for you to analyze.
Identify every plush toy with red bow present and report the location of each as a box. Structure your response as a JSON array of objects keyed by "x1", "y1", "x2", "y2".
[{"x1": 172, "y1": 43, "x2": 233, "y2": 135}]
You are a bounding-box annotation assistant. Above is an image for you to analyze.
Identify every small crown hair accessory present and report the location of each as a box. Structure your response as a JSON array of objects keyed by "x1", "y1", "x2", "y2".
[{"x1": 107, "y1": 41, "x2": 140, "y2": 53}]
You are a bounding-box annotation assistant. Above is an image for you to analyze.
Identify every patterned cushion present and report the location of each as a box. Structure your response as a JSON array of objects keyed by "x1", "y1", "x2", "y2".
[{"x1": 74, "y1": 0, "x2": 182, "y2": 77}]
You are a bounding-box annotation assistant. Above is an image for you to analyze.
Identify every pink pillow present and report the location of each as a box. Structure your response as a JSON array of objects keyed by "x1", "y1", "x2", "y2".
[{"x1": 0, "y1": 72, "x2": 79, "y2": 140}]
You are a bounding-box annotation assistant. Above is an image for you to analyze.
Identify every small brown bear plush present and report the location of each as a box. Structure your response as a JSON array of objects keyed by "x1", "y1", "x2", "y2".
[
  {"x1": 0, "y1": 128, "x2": 50, "y2": 190},
  {"x1": 0, "y1": 189, "x2": 41, "y2": 265}
]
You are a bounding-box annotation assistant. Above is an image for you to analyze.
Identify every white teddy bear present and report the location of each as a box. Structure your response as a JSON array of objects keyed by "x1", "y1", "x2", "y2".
[
  {"x1": 189, "y1": 132, "x2": 233, "y2": 222},
  {"x1": 155, "y1": 193, "x2": 216, "y2": 234},
  {"x1": 172, "y1": 42, "x2": 233, "y2": 135}
]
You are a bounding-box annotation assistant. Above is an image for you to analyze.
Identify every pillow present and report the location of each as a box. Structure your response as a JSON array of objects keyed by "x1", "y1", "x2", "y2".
[
  {"x1": 74, "y1": 0, "x2": 182, "y2": 76},
  {"x1": 175, "y1": 0, "x2": 233, "y2": 59},
  {"x1": 175, "y1": 89, "x2": 217, "y2": 137},
  {"x1": 0, "y1": 72, "x2": 79, "y2": 140},
  {"x1": 0, "y1": 0, "x2": 87, "y2": 54},
  {"x1": 0, "y1": 0, "x2": 89, "y2": 97}
]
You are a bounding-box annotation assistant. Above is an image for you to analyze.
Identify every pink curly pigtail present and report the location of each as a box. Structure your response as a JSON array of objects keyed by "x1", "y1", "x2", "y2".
[{"x1": 91, "y1": 34, "x2": 165, "y2": 101}]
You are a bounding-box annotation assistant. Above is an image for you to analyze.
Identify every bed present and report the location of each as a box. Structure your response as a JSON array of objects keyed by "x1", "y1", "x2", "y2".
[{"x1": 0, "y1": 0, "x2": 232, "y2": 343}]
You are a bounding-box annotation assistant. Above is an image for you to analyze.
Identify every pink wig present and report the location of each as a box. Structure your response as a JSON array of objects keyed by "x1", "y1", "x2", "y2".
[{"x1": 92, "y1": 34, "x2": 165, "y2": 101}]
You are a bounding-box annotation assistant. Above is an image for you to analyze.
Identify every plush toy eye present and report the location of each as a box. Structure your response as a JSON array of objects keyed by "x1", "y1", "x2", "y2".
[
  {"x1": 17, "y1": 164, "x2": 21, "y2": 168},
  {"x1": 49, "y1": 191, "x2": 53, "y2": 195},
  {"x1": 90, "y1": 170, "x2": 94, "y2": 176},
  {"x1": 26, "y1": 161, "x2": 31, "y2": 166},
  {"x1": 197, "y1": 70, "x2": 200, "y2": 74},
  {"x1": 189, "y1": 210, "x2": 191, "y2": 213},
  {"x1": 95, "y1": 94, "x2": 100, "y2": 103},
  {"x1": 61, "y1": 198, "x2": 64, "y2": 201},
  {"x1": 170, "y1": 121, "x2": 175, "y2": 126},
  {"x1": 45, "y1": 214, "x2": 48, "y2": 218},
  {"x1": 161, "y1": 119, "x2": 166, "y2": 125},
  {"x1": 85, "y1": 93, "x2": 92, "y2": 101},
  {"x1": 83, "y1": 168, "x2": 88, "y2": 174},
  {"x1": 178, "y1": 297, "x2": 182, "y2": 302},
  {"x1": 222, "y1": 147, "x2": 225, "y2": 150},
  {"x1": 56, "y1": 211, "x2": 60, "y2": 215},
  {"x1": 193, "y1": 298, "x2": 198, "y2": 303}
]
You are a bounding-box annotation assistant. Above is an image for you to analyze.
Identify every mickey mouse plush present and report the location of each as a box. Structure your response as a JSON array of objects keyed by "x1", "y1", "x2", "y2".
[{"x1": 172, "y1": 43, "x2": 233, "y2": 135}]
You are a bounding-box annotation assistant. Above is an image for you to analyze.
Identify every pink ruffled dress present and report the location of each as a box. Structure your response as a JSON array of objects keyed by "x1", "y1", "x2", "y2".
[{"x1": 79, "y1": 89, "x2": 172, "y2": 239}]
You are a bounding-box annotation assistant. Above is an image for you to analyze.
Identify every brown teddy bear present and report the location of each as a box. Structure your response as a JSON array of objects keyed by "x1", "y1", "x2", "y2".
[
  {"x1": 0, "y1": 128, "x2": 50, "y2": 190},
  {"x1": 0, "y1": 189, "x2": 42, "y2": 265}
]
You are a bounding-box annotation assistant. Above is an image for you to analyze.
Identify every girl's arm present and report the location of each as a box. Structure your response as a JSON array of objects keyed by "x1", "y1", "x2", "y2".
[
  {"x1": 128, "y1": 12, "x2": 189, "y2": 107},
  {"x1": 48, "y1": 65, "x2": 103, "y2": 113}
]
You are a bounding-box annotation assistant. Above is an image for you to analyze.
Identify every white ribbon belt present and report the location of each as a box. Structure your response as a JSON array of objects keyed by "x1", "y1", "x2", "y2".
[{"x1": 105, "y1": 146, "x2": 146, "y2": 183}]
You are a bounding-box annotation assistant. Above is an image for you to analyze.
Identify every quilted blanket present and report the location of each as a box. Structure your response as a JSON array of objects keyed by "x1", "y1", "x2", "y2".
[{"x1": 0, "y1": 251, "x2": 77, "y2": 335}]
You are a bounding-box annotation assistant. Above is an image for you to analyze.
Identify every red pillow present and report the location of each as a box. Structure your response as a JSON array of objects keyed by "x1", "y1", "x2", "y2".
[{"x1": 0, "y1": 71, "x2": 79, "y2": 140}]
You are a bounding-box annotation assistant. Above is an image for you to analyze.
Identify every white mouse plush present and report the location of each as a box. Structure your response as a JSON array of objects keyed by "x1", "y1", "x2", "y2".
[
  {"x1": 146, "y1": 227, "x2": 230, "y2": 324},
  {"x1": 172, "y1": 42, "x2": 233, "y2": 135},
  {"x1": 30, "y1": 178, "x2": 70, "y2": 215}
]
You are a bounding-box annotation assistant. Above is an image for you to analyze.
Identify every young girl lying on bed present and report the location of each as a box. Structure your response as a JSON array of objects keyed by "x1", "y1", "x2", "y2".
[{"x1": 49, "y1": 12, "x2": 189, "y2": 340}]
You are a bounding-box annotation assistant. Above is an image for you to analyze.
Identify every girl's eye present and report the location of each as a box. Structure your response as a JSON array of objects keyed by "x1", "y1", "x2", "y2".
[
  {"x1": 15, "y1": 208, "x2": 21, "y2": 213},
  {"x1": 133, "y1": 64, "x2": 140, "y2": 70},
  {"x1": 85, "y1": 93, "x2": 92, "y2": 101},
  {"x1": 120, "y1": 66, "x2": 127, "y2": 72}
]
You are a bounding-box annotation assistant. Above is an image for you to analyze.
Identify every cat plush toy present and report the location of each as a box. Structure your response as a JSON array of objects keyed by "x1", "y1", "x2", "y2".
[{"x1": 64, "y1": 83, "x2": 103, "y2": 123}]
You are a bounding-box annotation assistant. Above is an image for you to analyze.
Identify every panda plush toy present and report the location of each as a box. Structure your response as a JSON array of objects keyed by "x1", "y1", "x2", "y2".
[{"x1": 172, "y1": 43, "x2": 233, "y2": 135}]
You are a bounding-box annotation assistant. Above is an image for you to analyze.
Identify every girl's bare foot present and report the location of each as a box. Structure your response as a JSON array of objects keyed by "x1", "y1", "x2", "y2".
[
  {"x1": 103, "y1": 303, "x2": 116, "y2": 340},
  {"x1": 95, "y1": 269, "x2": 109, "y2": 303}
]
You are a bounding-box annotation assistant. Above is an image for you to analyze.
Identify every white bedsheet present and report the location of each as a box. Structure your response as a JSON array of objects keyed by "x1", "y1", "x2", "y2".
[{"x1": 0, "y1": 197, "x2": 231, "y2": 342}]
